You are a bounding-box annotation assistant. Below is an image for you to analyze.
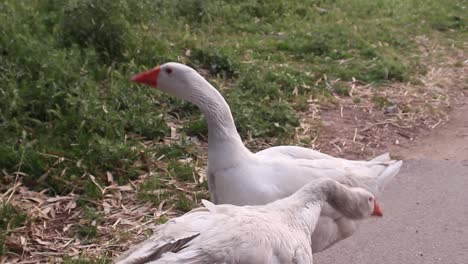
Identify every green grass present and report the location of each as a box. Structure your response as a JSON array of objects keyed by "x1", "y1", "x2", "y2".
[
  {"x1": 137, "y1": 157, "x2": 206, "y2": 213},
  {"x1": 57, "y1": 205, "x2": 104, "y2": 241},
  {"x1": 0, "y1": 203, "x2": 28, "y2": 255},
  {"x1": 137, "y1": 179, "x2": 199, "y2": 213},
  {"x1": 0, "y1": 0, "x2": 466, "y2": 200},
  {"x1": 64, "y1": 257, "x2": 111, "y2": 264}
]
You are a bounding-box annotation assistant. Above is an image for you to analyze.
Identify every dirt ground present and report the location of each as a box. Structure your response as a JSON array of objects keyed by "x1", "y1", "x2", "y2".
[
  {"x1": 314, "y1": 92, "x2": 468, "y2": 264},
  {"x1": 314, "y1": 49, "x2": 468, "y2": 263},
  {"x1": 392, "y1": 97, "x2": 468, "y2": 160},
  {"x1": 300, "y1": 41, "x2": 467, "y2": 161},
  {"x1": 1, "y1": 39, "x2": 466, "y2": 263}
]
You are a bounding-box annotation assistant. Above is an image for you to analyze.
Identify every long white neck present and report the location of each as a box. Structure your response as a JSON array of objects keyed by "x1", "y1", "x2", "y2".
[
  {"x1": 270, "y1": 179, "x2": 364, "y2": 233},
  {"x1": 183, "y1": 75, "x2": 253, "y2": 171}
]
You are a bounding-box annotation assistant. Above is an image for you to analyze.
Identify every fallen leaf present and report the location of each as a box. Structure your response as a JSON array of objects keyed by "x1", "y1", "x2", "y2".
[
  {"x1": 46, "y1": 196, "x2": 72, "y2": 203},
  {"x1": 117, "y1": 185, "x2": 133, "y2": 192},
  {"x1": 106, "y1": 171, "x2": 114, "y2": 183}
]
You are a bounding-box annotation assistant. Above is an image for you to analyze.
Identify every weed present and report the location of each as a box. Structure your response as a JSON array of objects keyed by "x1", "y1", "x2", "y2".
[
  {"x1": 64, "y1": 257, "x2": 111, "y2": 264},
  {"x1": 197, "y1": 180, "x2": 209, "y2": 190},
  {"x1": 156, "y1": 140, "x2": 198, "y2": 160},
  {"x1": 0, "y1": 203, "x2": 27, "y2": 231},
  {"x1": 175, "y1": 0, "x2": 209, "y2": 24},
  {"x1": 137, "y1": 166, "x2": 201, "y2": 212},
  {"x1": 59, "y1": 0, "x2": 132, "y2": 63},
  {"x1": 372, "y1": 95, "x2": 392, "y2": 109},
  {"x1": 1, "y1": 0, "x2": 465, "y2": 259},
  {"x1": 156, "y1": 215, "x2": 168, "y2": 225},
  {"x1": 175, "y1": 195, "x2": 196, "y2": 213},
  {"x1": 191, "y1": 48, "x2": 239, "y2": 78},
  {"x1": 333, "y1": 83, "x2": 351, "y2": 97},
  {"x1": 184, "y1": 118, "x2": 209, "y2": 139},
  {"x1": 83, "y1": 206, "x2": 102, "y2": 222},
  {"x1": 168, "y1": 161, "x2": 195, "y2": 182},
  {"x1": 230, "y1": 96, "x2": 299, "y2": 138},
  {"x1": 0, "y1": 203, "x2": 28, "y2": 256},
  {"x1": 195, "y1": 190, "x2": 210, "y2": 200},
  {"x1": 138, "y1": 176, "x2": 173, "y2": 205},
  {"x1": 72, "y1": 205, "x2": 103, "y2": 240},
  {"x1": 0, "y1": 0, "x2": 465, "y2": 202},
  {"x1": 76, "y1": 224, "x2": 98, "y2": 239},
  {"x1": 0, "y1": 235, "x2": 4, "y2": 257},
  {"x1": 454, "y1": 61, "x2": 464, "y2": 67}
]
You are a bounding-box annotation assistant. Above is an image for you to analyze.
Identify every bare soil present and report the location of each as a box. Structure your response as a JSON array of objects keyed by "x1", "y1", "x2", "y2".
[
  {"x1": 1, "y1": 40, "x2": 466, "y2": 263},
  {"x1": 300, "y1": 38, "x2": 467, "y2": 161},
  {"x1": 392, "y1": 97, "x2": 468, "y2": 160}
]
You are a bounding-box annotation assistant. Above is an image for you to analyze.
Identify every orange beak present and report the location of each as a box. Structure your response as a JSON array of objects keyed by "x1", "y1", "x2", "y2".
[
  {"x1": 131, "y1": 67, "x2": 160, "y2": 87},
  {"x1": 372, "y1": 200, "x2": 383, "y2": 217}
]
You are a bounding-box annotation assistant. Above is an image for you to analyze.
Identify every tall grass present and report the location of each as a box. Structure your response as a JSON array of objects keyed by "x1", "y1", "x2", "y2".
[{"x1": 0, "y1": 0, "x2": 465, "y2": 197}]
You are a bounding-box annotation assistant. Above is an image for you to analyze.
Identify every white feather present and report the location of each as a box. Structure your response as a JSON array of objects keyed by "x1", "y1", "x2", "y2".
[
  {"x1": 133, "y1": 62, "x2": 403, "y2": 253},
  {"x1": 115, "y1": 179, "x2": 378, "y2": 264}
]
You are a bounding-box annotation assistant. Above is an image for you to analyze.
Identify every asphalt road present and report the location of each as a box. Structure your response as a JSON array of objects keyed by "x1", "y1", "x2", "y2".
[{"x1": 315, "y1": 159, "x2": 468, "y2": 264}]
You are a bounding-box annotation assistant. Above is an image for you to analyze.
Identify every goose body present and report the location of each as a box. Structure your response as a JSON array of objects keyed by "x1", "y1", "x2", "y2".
[
  {"x1": 131, "y1": 62, "x2": 402, "y2": 252},
  {"x1": 114, "y1": 179, "x2": 382, "y2": 264}
]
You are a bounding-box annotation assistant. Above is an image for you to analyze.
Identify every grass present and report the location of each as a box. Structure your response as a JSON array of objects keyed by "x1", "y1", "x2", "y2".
[
  {"x1": 0, "y1": 0, "x2": 466, "y2": 258},
  {"x1": 75, "y1": 206, "x2": 103, "y2": 239},
  {"x1": 138, "y1": 178, "x2": 200, "y2": 213},
  {"x1": 0, "y1": 0, "x2": 468, "y2": 263},
  {"x1": 137, "y1": 151, "x2": 205, "y2": 213},
  {"x1": 0, "y1": 203, "x2": 28, "y2": 256},
  {"x1": 63, "y1": 257, "x2": 111, "y2": 264}
]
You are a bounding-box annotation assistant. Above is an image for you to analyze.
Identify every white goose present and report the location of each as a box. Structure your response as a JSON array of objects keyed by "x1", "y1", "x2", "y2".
[
  {"x1": 131, "y1": 62, "x2": 402, "y2": 252},
  {"x1": 114, "y1": 178, "x2": 383, "y2": 264}
]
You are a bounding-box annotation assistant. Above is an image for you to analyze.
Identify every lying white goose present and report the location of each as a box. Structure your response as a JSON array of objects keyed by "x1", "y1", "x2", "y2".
[
  {"x1": 114, "y1": 178, "x2": 383, "y2": 264},
  {"x1": 131, "y1": 62, "x2": 402, "y2": 252}
]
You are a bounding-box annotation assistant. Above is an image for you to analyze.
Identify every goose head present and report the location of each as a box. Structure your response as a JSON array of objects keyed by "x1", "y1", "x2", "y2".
[
  {"x1": 131, "y1": 62, "x2": 201, "y2": 102},
  {"x1": 336, "y1": 187, "x2": 383, "y2": 219},
  {"x1": 298, "y1": 179, "x2": 383, "y2": 220}
]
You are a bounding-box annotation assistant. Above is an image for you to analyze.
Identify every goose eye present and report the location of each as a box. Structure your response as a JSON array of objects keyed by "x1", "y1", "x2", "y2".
[
  {"x1": 368, "y1": 197, "x2": 373, "y2": 202},
  {"x1": 165, "y1": 68, "x2": 173, "y2": 74}
]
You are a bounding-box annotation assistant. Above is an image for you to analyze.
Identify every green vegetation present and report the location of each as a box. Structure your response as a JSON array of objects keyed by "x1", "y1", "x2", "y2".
[
  {"x1": 0, "y1": 203, "x2": 28, "y2": 255},
  {"x1": 75, "y1": 206, "x2": 103, "y2": 239},
  {"x1": 137, "y1": 150, "x2": 206, "y2": 213},
  {"x1": 64, "y1": 257, "x2": 111, "y2": 264},
  {"x1": 0, "y1": 0, "x2": 466, "y2": 199}
]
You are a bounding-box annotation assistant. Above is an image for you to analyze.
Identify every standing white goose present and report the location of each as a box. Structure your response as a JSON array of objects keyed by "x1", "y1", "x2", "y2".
[
  {"x1": 131, "y1": 62, "x2": 402, "y2": 252},
  {"x1": 114, "y1": 178, "x2": 383, "y2": 264}
]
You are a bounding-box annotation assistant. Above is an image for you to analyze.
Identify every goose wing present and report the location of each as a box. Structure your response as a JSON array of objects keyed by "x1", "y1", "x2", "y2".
[
  {"x1": 257, "y1": 146, "x2": 402, "y2": 192},
  {"x1": 114, "y1": 207, "x2": 216, "y2": 264}
]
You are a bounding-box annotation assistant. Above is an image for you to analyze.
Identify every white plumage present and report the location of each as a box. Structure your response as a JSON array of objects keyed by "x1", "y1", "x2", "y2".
[
  {"x1": 114, "y1": 178, "x2": 382, "y2": 264},
  {"x1": 131, "y1": 62, "x2": 402, "y2": 252}
]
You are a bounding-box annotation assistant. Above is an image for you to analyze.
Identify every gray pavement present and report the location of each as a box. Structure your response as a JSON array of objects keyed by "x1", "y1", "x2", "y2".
[{"x1": 315, "y1": 160, "x2": 468, "y2": 264}]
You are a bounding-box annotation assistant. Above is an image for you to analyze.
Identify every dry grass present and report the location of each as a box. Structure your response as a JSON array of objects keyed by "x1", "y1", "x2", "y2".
[
  {"x1": 296, "y1": 36, "x2": 467, "y2": 159},
  {"x1": 1, "y1": 137, "x2": 209, "y2": 263},
  {"x1": 1, "y1": 177, "x2": 170, "y2": 263},
  {"x1": 1, "y1": 39, "x2": 466, "y2": 263}
]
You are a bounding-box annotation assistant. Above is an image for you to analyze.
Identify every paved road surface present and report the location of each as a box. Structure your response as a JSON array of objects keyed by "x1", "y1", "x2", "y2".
[{"x1": 315, "y1": 160, "x2": 468, "y2": 264}]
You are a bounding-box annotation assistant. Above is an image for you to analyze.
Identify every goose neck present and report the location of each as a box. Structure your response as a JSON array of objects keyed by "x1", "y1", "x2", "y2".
[
  {"x1": 271, "y1": 179, "x2": 347, "y2": 232},
  {"x1": 187, "y1": 77, "x2": 253, "y2": 166}
]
